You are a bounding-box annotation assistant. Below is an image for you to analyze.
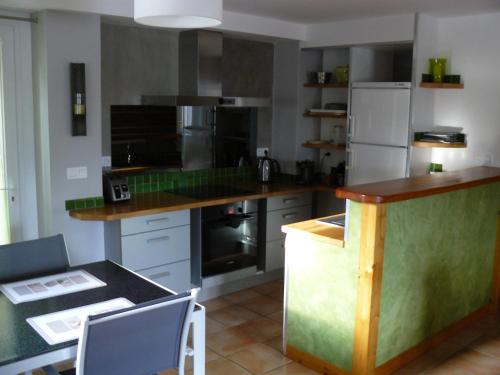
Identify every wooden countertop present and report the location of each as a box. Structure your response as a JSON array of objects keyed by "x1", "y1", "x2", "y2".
[
  {"x1": 282, "y1": 214, "x2": 345, "y2": 247},
  {"x1": 336, "y1": 166, "x2": 500, "y2": 204},
  {"x1": 69, "y1": 182, "x2": 335, "y2": 221}
]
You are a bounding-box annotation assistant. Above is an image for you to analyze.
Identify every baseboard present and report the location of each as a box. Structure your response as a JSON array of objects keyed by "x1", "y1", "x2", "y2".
[
  {"x1": 374, "y1": 303, "x2": 494, "y2": 375},
  {"x1": 286, "y1": 345, "x2": 351, "y2": 375}
]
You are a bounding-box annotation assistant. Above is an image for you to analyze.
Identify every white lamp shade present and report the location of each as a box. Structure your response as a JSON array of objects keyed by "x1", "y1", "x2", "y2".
[{"x1": 134, "y1": 0, "x2": 223, "y2": 29}]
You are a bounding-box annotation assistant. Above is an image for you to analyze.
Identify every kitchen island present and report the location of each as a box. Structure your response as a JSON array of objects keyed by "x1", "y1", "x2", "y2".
[{"x1": 282, "y1": 166, "x2": 500, "y2": 375}]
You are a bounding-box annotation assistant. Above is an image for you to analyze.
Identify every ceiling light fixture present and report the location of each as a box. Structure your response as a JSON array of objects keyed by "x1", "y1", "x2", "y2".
[{"x1": 134, "y1": 0, "x2": 223, "y2": 29}]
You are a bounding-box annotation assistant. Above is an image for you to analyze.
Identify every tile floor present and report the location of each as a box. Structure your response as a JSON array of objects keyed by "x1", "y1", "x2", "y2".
[{"x1": 36, "y1": 279, "x2": 500, "y2": 374}]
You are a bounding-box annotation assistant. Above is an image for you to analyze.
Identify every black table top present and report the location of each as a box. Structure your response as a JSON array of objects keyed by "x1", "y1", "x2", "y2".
[{"x1": 0, "y1": 261, "x2": 173, "y2": 367}]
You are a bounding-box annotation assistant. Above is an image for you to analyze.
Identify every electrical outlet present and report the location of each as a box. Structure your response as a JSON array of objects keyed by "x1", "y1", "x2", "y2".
[
  {"x1": 101, "y1": 156, "x2": 111, "y2": 168},
  {"x1": 67, "y1": 166, "x2": 87, "y2": 180},
  {"x1": 257, "y1": 147, "x2": 269, "y2": 157}
]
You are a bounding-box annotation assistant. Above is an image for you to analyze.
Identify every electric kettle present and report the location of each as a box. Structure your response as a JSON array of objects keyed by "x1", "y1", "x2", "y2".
[{"x1": 257, "y1": 151, "x2": 281, "y2": 183}]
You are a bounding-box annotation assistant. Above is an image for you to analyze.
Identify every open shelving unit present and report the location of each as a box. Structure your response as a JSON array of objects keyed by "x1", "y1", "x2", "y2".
[
  {"x1": 419, "y1": 82, "x2": 464, "y2": 89},
  {"x1": 303, "y1": 111, "x2": 347, "y2": 119},
  {"x1": 302, "y1": 142, "x2": 346, "y2": 150},
  {"x1": 412, "y1": 141, "x2": 466, "y2": 149}
]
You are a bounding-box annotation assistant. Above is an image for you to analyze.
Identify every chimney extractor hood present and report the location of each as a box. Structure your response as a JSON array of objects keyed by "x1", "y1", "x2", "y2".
[{"x1": 142, "y1": 30, "x2": 271, "y2": 108}]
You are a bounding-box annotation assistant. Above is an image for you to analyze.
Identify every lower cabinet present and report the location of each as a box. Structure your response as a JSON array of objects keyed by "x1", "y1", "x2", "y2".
[
  {"x1": 265, "y1": 193, "x2": 312, "y2": 271},
  {"x1": 105, "y1": 210, "x2": 191, "y2": 293},
  {"x1": 138, "y1": 260, "x2": 191, "y2": 293}
]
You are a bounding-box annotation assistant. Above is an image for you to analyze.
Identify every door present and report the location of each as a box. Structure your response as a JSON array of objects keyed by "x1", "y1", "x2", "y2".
[
  {"x1": 0, "y1": 24, "x2": 21, "y2": 244},
  {"x1": 347, "y1": 143, "x2": 407, "y2": 186},
  {"x1": 178, "y1": 106, "x2": 214, "y2": 171},
  {"x1": 350, "y1": 88, "x2": 410, "y2": 147}
]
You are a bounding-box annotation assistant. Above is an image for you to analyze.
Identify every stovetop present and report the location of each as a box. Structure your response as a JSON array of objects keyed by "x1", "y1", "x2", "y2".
[{"x1": 165, "y1": 185, "x2": 255, "y2": 200}]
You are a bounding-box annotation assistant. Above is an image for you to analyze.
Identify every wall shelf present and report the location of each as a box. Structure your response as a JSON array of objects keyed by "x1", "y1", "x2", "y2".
[
  {"x1": 412, "y1": 141, "x2": 466, "y2": 149},
  {"x1": 304, "y1": 83, "x2": 348, "y2": 88},
  {"x1": 419, "y1": 82, "x2": 464, "y2": 89},
  {"x1": 302, "y1": 142, "x2": 346, "y2": 150},
  {"x1": 303, "y1": 111, "x2": 347, "y2": 119}
]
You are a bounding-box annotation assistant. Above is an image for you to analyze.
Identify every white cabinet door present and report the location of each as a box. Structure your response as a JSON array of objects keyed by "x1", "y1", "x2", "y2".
[
  {"x1": 347, "y1": 143, "x2": 407, "y2": 186},
  {"x1": 266, "y1": 240, "x2": 285, "y2": 271},
  {"x1": 267, "y1": 193, "x2": 312, "y2": 212},
  {"x1": 138, "y1": 261, "x2": 191, "y2": 293},
  {"x1": 266, "y1": 205, "x2": 312, "y2": 242},
  {"x1": 350, "y1": 88, "x2": 410, "y2": 147}
]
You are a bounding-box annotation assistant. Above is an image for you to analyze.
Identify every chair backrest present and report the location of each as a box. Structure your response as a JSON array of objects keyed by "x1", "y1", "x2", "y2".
[
  {"x1": 76, "y1": 289, "x2": 197, "y2": 375},
  {"x1": 0, "y1": 234, "x2": 69, "y2": 282}
]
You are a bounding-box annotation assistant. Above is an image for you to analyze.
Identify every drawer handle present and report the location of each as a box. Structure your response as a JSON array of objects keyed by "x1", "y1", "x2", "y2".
[
  {"x1": 147, "y1": 235, "x2": 170, "y2": 243},
  {"x1": 146, "y1": 218, "x2": 170, "y2": 225},
  {"x1": 283, "y1": 198, "x2": 298, "y2": 204},
  {"x1": 150, "y1": 271, "x2": 171, "y2": 279},
  {"x1": 282, "y1": 213, "x2": 298, "y2": 220}
]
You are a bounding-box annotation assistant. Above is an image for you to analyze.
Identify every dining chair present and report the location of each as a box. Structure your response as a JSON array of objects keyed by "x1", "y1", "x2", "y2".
[
  {"x1": 43, "y1": 288, "x2": 198, "y2": 375},
  {"x1": 0, "y1": 233, "x2": 69, "y2": 283}
]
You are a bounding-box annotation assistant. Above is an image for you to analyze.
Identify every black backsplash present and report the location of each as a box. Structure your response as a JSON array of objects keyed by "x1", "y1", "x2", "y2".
[{"x1": 110, "y1": 105, "x2": 181, "y2": 168}]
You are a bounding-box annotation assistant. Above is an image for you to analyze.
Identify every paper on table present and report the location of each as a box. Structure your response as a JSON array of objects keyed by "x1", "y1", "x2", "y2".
[
  {"x1": 0, "y1": 270, "x2": 106, "y2": 304},
  {"x1": 27, "y1": 298, "x2": 135, "y2": 345}
]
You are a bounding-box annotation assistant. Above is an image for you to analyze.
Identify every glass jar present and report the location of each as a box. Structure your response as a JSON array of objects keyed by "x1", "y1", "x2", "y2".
[{"x1": 428, "y1": 58, "x2": 447, "y2": 83}]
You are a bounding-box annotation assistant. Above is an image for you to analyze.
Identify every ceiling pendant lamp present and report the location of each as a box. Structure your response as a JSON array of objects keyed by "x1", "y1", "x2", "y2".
[{"x1": 134, "y1": 0, "x2": 223, "y2": 29}]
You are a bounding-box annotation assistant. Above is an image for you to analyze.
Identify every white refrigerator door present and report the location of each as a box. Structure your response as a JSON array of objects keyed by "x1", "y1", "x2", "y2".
[
  {"x1": 350, "y1": 88, "x2": 410, "y2": 147},
  {"x1": 347, "y1": 143, "x2": 407, "y2": 186}
]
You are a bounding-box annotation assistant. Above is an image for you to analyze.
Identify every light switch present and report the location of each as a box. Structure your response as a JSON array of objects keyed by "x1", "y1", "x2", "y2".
[
  {"x1": 66, "y1": 166, "x2": 87, "y2": 180},
  {"x1": 257, "y1": 147, "x2": 269, "y2": 157},
  {"x1": 102, "y1": 156, "x2": 112, "y2": 168}
]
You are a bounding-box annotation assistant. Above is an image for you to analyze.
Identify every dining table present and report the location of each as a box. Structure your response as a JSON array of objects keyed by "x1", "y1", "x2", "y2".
[{"x1": 0, "y1": 260, "x2": 206, "y2": 375}]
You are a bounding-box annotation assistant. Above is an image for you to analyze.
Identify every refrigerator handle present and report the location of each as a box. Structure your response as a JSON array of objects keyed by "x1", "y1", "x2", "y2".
[
  {"x1": 345, "y1": 148, "x2": 355, "y2": 170},
  {"x1": 348, "y1": 115, "x2": 356, "y2": 139}
]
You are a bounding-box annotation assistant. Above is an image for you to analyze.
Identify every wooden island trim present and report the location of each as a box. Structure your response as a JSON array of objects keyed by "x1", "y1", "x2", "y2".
[
  {"x1": 69, "y1": 183, "x2": 336, "y2": 221},
  {"x1": 336, "y1": 166, "x2": 500, "y2": 204}
]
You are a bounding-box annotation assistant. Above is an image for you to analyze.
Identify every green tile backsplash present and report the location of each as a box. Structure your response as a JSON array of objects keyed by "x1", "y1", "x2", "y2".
[{"x1": 66, "y1": 167, "x2": 257, "y2": 211}]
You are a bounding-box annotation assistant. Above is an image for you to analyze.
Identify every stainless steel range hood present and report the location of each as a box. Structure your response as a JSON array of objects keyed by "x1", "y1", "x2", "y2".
[{"x1": 142, "y1": 30, "x2": 271, "y2": 107}]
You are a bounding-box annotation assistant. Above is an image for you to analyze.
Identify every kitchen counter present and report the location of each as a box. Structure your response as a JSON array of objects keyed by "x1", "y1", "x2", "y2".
[
  {"x1": 336, "y1": 166, "x2": 500, "y2": 203},
  {"x1": 282, "y1": 214, "x2": 345, "y2": 247},
  {"x1": 69, "y1": 181, "x2": 335, "y2": 221},
  {"x1": 282, "y1": 167, "x2": 500, "y2": 375}
]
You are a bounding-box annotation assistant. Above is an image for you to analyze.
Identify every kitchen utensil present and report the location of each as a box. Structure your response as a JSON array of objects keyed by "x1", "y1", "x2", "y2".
[
  {"x1": 257, "y1": 150, "x2": 281, "y2": 183},
  {"x1": 296, "y1": 160, "x2": 315, "y2": 185},
  {"x1": 335, "y1": 65, "x2": 349, "y2": 84},
  {"x1": 428, "y1": 58, "x2": 447, "y2": 83}
]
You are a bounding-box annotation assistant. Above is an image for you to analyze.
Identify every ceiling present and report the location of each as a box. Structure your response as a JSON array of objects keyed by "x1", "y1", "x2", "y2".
[{"x1": 224, "y1": 0, "x2": 500, "y2": 24}]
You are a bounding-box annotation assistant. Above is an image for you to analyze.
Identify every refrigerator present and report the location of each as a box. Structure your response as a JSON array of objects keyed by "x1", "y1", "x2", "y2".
[{"x1": 347, "y1": 82, "x2": 411, "y2": 186}]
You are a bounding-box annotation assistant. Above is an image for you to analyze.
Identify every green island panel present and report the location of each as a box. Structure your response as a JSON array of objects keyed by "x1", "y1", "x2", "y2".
[
  {"x1": 286, "y1": 201, "x2": 362, "y2": 371},
  {"x1": 376, "y1": 182, "x2": 500, "y2": 366}
]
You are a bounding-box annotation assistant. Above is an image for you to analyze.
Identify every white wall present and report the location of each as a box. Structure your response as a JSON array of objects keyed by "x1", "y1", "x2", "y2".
[
  {"x1": 411, "y1": 12, "x2": 500, "y2": 174},
  {"x1": 303, "y1": 14, "x2": 415, "y2": 48},
  {"x1": 33, "y1": 11, "x2": 104, "y2": 265}
]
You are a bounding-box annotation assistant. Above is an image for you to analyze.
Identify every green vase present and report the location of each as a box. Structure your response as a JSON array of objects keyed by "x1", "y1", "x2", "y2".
[{"x1": 428, "y1": 58, "x2": 447, "y2": 83}]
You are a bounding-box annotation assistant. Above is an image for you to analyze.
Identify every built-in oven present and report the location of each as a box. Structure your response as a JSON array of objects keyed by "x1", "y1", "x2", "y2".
[{"x1": 201, "y1": 200, "x2": 261, "y2": 277}]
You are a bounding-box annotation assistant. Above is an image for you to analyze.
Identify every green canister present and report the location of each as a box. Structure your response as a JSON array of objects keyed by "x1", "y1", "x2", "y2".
[{"x1": 428, "y1": 58, "x2": 447, "y2": 83}]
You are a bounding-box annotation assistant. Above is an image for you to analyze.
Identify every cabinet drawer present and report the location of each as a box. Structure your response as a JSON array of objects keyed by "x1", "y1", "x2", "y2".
[
  {"x1": 267, "y1": 193, "x2": 312, "y2": 212},
  {"x1": 121, "y1": 226, "x2": 190, "y2": 271},
  {"x1": 266, "y1": 240, "x2": 285, "y2": 271},
  {"x1": 138, "y1": 261, "x2": 191, "y2": 293},
  {"x1": 266, "y1": 205, "x2": 312, "y2": 242},
  {"x1": 121, "y1": 210, "x2": 190, "y2": 236}
]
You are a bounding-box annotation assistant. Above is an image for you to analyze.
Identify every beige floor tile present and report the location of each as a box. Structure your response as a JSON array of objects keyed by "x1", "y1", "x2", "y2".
[
  {"x1": 442, "y1": 349, "x2": 500, "y2": 375},
  {"x1": 268, "y1": 310, "x2": 284, "y2": 324},
  {"x1": 206, "y1": 316, "x2": 227, "y2": 334},
  {"x1": 207, "y1": 326, "x2": 257, "y2": 356},
  {"x1": 239, "y1": 295, "x2": 283, "y2": 316},
  {"x1": 264, "y1": 361, "x2": 320, "y2": 375},
  {"x1": 228, "y1": 343, "x2": 291, "y2": 374},
  {"x1": 208, "y1": 305, "x2": 260, "y2": 327},
  {"x1": 201, "y1": 297, "x2": 233, "y2": 313},
  {"x1": 236, "y1": 317, "x2": 283, "y2": 342},
  {"x1": 252, "y1": 280, "x2": 284, "y2": 295},
  {"x1": 265, "y1": 336, "x2": 284, "y2": 353},
  {"x1": 469, "y1": 335, "x2": 500, "y2": 359},
  {"x1": 203, "y1": 358, "x2": 253, "y2": 375},
  {"x1": 184, "y1": 347, "x2": 221, "y2": 371},
  {"x1": 223, "y1": 289, "x2": 262, "y2": 303}
]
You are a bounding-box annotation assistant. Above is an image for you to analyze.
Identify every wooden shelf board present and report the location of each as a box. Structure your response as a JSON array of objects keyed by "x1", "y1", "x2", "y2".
[
  {"x1": 303, "y1": 112, "x2": 347, "y2": 119},
  {"x1": 302, "y1": 142, "x2": 346, "y2": 150},
  {"x1": 419, "y1": 82, "x2": 464, "y2": 89},
  {"x1": 412, "y1": 141, "x2": 466, "y2": 149},
  {"x1": 304, "y1": 83, "x2": 349, "y2": 88}
]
